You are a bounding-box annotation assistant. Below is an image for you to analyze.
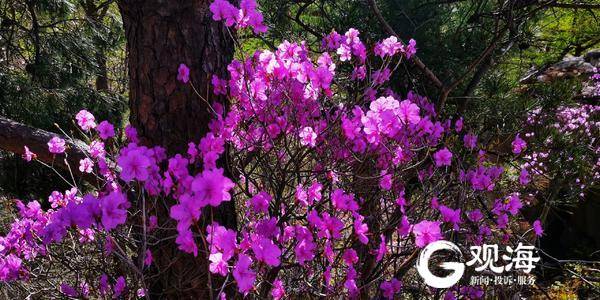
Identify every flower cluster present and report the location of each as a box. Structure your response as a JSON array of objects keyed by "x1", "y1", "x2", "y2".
[
  {"x1": 0, "y1": 2, "x2": 550, "y2": 298},
  {"x1": 209, "y1": 0, "x2": 267, "y2": 33},
  {"x1": 523, "y1": 103, "x2": 599, "y2": 199}
]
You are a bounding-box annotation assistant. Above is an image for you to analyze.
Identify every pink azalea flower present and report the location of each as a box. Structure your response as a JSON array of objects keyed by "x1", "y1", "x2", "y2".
[
  {"x1": 124, "y1": 125, "x2": 138, "y2": 143},
  {"x1": 271, "y1": 279, "x2": 285, "y2": 300},
  {"x1": 455, "y1": 117, "x2": 463, "y2": 132},
  {"x1": 505, "y1": 194, "x2": 522, "y2": 215},
  {"x1": 148, "y1": 215, "x2": 158, "y2": 231},
  {"x1": 519, "y1": 168, "x2": 530, "y2": 185},
  {"x1": 324, "y1": 240, "x2": 335, "y2": 263},
  {"x1": 295, "y1": 184, "x2": 308, "y2": 206},
  {"x1": 209, "y1": 252, "x2": 229, "y2": 276},
  {"x1": 99, "y1": 274, "x2": 110, "y2": 295},
  {"x1": 78, "y1": 228, "x2": 95, "y2": 243},
  {"x1": 23, "y1": 146, "x2": 36, "y2": 162},
  {"x1": 100, "y1": 191, "x2": 130, "y2": 231},
  {"x1": 353, "y1": 214, "x2": 369, "y2": 244},
  {"x1": 48, "y1": 137, "x2": 66, "y2": 154},
  {"x1": 512, "y1": 134, "x2": 526, "y2": 154},
  {"x1": 294, "y1": 226, "x2": 315, "y2": 265},
  {"x1": 211, "y1": 75, "x2": 228, "y2": 95},
  {"x1": 464, "y1": 133, "x2": 478, "y2": 149},
  {"x1": 175, "y1": 228, "x2": 198, "y2": 256},
  {"x1": 80, "y1": 282, "x2": 90, "y2": 298},
  {"x1": 88, "y1": 140, "x2": 105, "y2": 158},
  {"x1": 433, "y1": 147, "x2": 453, "y2": 167},
  {"x1": 337, "y1": 44, "x2": 352, "y2": 61},
  {"x1": 398, "y1": 99, "x2": 421, "y2": 125},
  {"x1": 170, "y1": 194, "x2": 202, "y2": 231},
  {"x1": 372, "y1": 68, "x2": 391, "y2": 85},
  {"x1": 412, "y1": 220, "x2": 442, "y2": 248},
  {"x1": 144, "y1": 249, "x2": 153, "y2": 267},
  {"x1": 379, "y1": 172, "x2": 393, "y2": 191},
  {"x1": 431, "y1": 196, "x2": 440, "y2": 209},
  {"x1": 404, "y1": 38, "x2": 417, "y2": 59},
  {"x1": 78, "y1": 158, "x2": 94, "y2": 173},
  {"x1": 467, "y1": 209, "x2": 483, "y2": 222},
  {"x1": 331, "y1": 188, "x2": 358, "y2": 212},
  {"x1": 60, "y1": 283, "x2": 79, "y2": 297},
  {"x1": 342, "y1": 248, "x2": 358, "y2": 265},
  {"x1": 533, "y1": 220, "x2": 543, "y2": 237},
  {"x1": 233, "y1": 254, "x2": 256, "y2": 294},
  {"x1": 114, "y1": 276, "x2": 126, "y2": 297},
  {"x1": 210, "y1": 0, "x2": 238, "y2": 26},
  {"x1": 250, "y1": 191, "x2": 271, "y2": 213},
  {"x1": 344, "y1": 266, "x2": 358, "y2": 296},
  {"x1": 251, "y1": 236, "x2": 281, "y2": 266},
  {"x1": 309, "y1": 66, "x2": 333, "y2": 91},
  {"x1": 207, "y1": 223, "x2": 238, "y2": 259},
  {"x1": 177, "y1": 63, "x2": 190, "y2": 83},
  {"x1": 376, "y1": 234, "x2": 387, "y2": 262},
  {"x1": 397, "y1": 216, "x2": 411, "y2": 237},
  {"x1": 238, "y1": 0, "x2": 267, "y2": 33},
  {"x1": 299, "y1": 126, "x2": 317, "y2": 147},
  {"x1": 137, "y1": 288, "x2": 147, "y2": 297},
  {"x1": 380, "y1": 278, "x2": 402, "y2": 299},
  {"x1": 496, "y1": 213, "x2": 508, "y2": 229},
  {"x1": 191, "y1": 168, "x2": 235, "y2": 207},
  {"x1": 377, "y1": 36, "x2": 402, "y2": 57},
  {"x1": 439, "y1": 205, "x2": 462, "y2": 231},
  {"x1": 307, "y1": 181, "x2": 323, "y2": 203},
  {"x1": 96, "y1": 121, "x2": 115, "y2": 140},
  {"x1": 75, "y1": 110, "x2": 96, "y2": 131},
  {"x1": 118, "y1": 148, "x2": 151, "y2": 182}
]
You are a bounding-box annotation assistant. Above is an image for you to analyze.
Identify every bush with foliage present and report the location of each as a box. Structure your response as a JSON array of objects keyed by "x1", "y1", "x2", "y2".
[{"x1": 2, "y1": 1, "x2": 598, "y2": 299}]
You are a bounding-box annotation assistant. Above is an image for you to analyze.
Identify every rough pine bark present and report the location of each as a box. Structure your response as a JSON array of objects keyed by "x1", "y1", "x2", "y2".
[
  {"x1": 0, "y1": 116, "x2": 87, "y2": 171},
  {"x1": 118, "y1": 0, "x2": 233, "y2": 154},
  {"x1": 118, "y1": 1, "x2": 236, "y2": 298}
]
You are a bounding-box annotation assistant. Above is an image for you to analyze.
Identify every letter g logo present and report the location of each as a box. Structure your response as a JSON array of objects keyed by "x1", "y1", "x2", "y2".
[{"x1": 416, "y1": 240, "x2": 465, "y2": 288}]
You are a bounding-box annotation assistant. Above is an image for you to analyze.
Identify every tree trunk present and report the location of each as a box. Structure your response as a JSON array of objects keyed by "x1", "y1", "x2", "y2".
[
  {"x1": 83, "y1": 0, "x2": 110, "y2": 92},
  {"x1": 0, "y1": 116, "x2": 87, "y2": 173},
  {"x1": 95, "y1": 50, "x2": 109, "y2": 91},
  {"x1": 118, "y1": 0, "x2": 234, "y2": 154},
  {"x1": 117, "y1": 1, "x2": 235, "y2": 298}
]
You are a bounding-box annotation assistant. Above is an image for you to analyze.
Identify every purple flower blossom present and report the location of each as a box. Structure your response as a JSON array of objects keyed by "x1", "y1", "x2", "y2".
[
  {"x1": 22, "y1": 146, "x2": 36, "y2": 162},
  {"x1": 191, "y1": 168, "x2": 235, "y2": 207},
  {"x1": 79, "y1": 158, "x2": 94, "y2": 173},
  {"x1": 233, "y1": 254, "x2": 256, "y2": 294},
  {"x1": 271, "y1": 279, "x2": 285, "y2": 300},
  {"x1": 177, "y1": 63, "x2": 190, "y2": 83},
  {"x1": 412, "y1": 220, "x2": 442, "y2": 248},
  {"x1": 114, "y1": 276, "x2": 126, "y2": 297},
  {"x1": 439, "y1": 205, "x2": 462, "y2": 231},
  {"x1": 512, "y1": 134, "x2": 526, "y2": 154},
  {"x1": 299, "y1": 126, "x2": 317, "y2": 147},
  {"x1": 100, "y1": 191, "x2": 130, "y2": 231},
  {"x1": 48, "y1": 137, "x2": 66, "y2": 154},
  {"x1": 433, "y1": 148, "x2": 453, "y2": 167},
  {"x1": 464, "y1": 133, "x2": 477, "y2": 149},
  {"x1": 519, "y1": 168, "x2": 530, "y2": 185},
  {"x1": 96, "y1": 121, "x2": 115, "y2": 140},
  {"x1": 75, "y1": 110, "x2": 96, "y2": 131},
  {"x1": 250, "y1": 191, "x2": 271, "y2": 213},
  {"x1": 380, "y1": 278, "x2": 402, "y2": 299},
  {"x1": 118, "y1": 147, "x2": 151, "y2": 182},
  {"x1": 533, "y1": 220, "x2": 543, "y2": 237}
]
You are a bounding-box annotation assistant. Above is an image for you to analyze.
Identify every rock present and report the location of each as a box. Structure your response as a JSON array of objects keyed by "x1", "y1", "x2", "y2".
[
  {"x1": 519, "y1": 53, "x2": 597, "y2": 84},
  {"x1": 584, "y1": 49, "x2": 600, "y2": 67}
]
